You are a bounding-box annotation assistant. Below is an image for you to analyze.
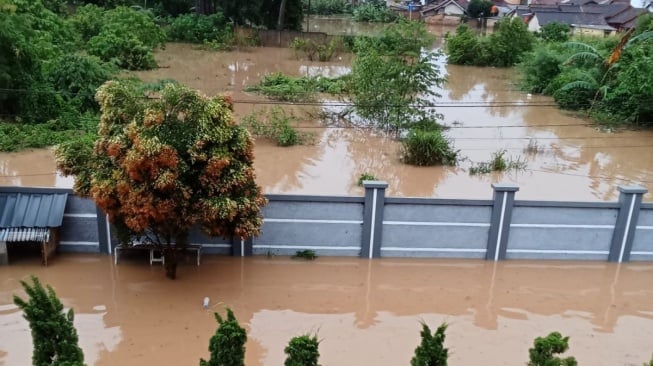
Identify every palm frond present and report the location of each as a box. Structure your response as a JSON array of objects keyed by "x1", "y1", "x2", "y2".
[
  {"x1": 564, "y1": 51, "x2": 602, "y2": 65},
  {"x1": 627, "y1": 31, "x2": 653, "y2": 47},
  {"x1": 562, "y1": 41, "x2": 600, "y2": 54},
  {"x1": 559, "y1": 80, "x2": 597, "y2": 91}
]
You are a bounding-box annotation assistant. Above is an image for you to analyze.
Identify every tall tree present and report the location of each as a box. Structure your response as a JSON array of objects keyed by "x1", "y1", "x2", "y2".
[
  {"x1": 13, "y1": 276, "x2": 85, "y2": 366},
  {"x1": 55, "y1": 81, "x2": 267, "y2": 279}
]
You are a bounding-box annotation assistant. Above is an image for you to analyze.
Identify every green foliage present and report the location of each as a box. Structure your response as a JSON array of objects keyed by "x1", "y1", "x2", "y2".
[
  {"x1": 467, "y1": 0, "x2": 493, "y2": 18},
  {"x1": 284, "y1": 334, "x2": 320, "y2": 365},
  {"x1": 167, "y1": 13, "x2": 234, "y2": 46},
  {"x1": 528, "y1": 332, "x2": 577, "y2": 366},
  {"x1": 469, "y1": 149, "x2": 526, "y2": 175},
  {"x1": 291, "y1": 37, "x2": 345, "y2": 61},
  {"x1": 350, "y1": 20, "x2": 444, "y2": 134},
  {"x1": 303, "y1": 0, "x2": 351, "y2": 15},
  {"x1": 13, "y1": 276, "x2": 85, "y2": 366},
  {"x1": 353, "y1": 1, "x2": 397, "y2": 23},
  {"x1": 411, "y1": 322, "x2": 448, "y2": 366},
  {"x1": 0, "y1": 114, "x2": 97, "y2": 152},
  {"x1": 644, "y1": 354, "x2": 653, "y2": 366},
  {"x1": 519, "y1": 44, "x2": 569, "y2": 94},
  {"x1": 400, "y1": 128, "x2": 458, "y2": 166},
  {"x1": 357, "y1": 173, "x2": 378, "y2": 186},
  {"x1": 538, "y1": 22, "x2": 570, "y2": 43},
  {"x1": 246, "y1": 73, "x2": 345, "y2": 101},
  {"x1": 68, "y1": 4, "x2": 105, "y2": 42},
  {"x1": 241, "y1": 107, "x2": 314, "y2": 146},
  {"x1": 200, "y1": 308, "x2": 247, "y2": 366},
  {"x1": 446, "y1": 19, "x2": 534, "y2": 67},
  {"x1": 87, "y1": 6, "x2": 165, "y2": 70},
  {"x1": 292, "y1": 250, "x2": 317, "y2": 260},
  {"x1": 55, "y1": 80, "x2": 267, "y2": 279},
  {"x1": 44, "y1": 53, "x2": 115, "y2": 112},
  {"x1": 444, "y1": 25, "x2": 479, "y2": 65}
]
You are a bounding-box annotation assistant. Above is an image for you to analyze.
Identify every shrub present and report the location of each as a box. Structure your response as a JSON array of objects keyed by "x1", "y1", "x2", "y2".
[
  {"x1": 538, "y1": 22, "x2": 570, "y2": 43},
  {"x1": 241, "y1": 107, "x2": 314, "y2": 146},
  {"x1": 519, "y1": 45, "x2": 568, "y2": 94},
  {"x1": 68, "y1": 4, "x2": 105, "y2": 42},
  {"x1": 528, "y1": 332, "x2": 577, "y2": 366},
  {"x1": 303, "y1": 0, "x2": 352, "y2": 15},
  {"x1": 400, "y1": 128, "x2": 458, "y2": 166},
  {"x1": 285, "y1": 334, "x2": 320, "y2": 365},
  {"x1": 167, "y1": 13, "x2": 234, "y2": 45},
  {"x1": 467, "y1": 0, "x2": 493, "y2": 18},
  {"x1": 44, "y1": 53, "x2": 115, "y2": 112},
  {"x1": 292, "y1": 250, "x2": 318, "y2": 260},
  {"x1": 469, "y1": 149, "x2": 526, "y2": 175},
  {"x1": 353, "y1": 2, "x2": 397, "y2": 23},
  {"x1": 551, "y1": 68, "x2": 596, "y2": 110},
  {"x1": 87, "y1": 6, "x2": 165, "y2": 70},
  {"x1": 445, "y1": 25, "x2": 480, "y2": 65},
  {"x1": 357, "y1": 173, "x2": 378, "y2": 186},
  {"x1": 411, "y1": 322, "x2": 448, "y2": 366},
  {"x1": 13, "y1": 276, "x2": 85, "y2": 366},
  {"x1": 291, "y1": 37, "x2": 344, "y2": 61},
  {"x1": 200, "y1": 308, "x2": 246, "y2": 366}
]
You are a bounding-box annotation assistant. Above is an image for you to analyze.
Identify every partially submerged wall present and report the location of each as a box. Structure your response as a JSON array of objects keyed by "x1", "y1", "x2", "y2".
[{"x1": 2, "y1": 183, "x2": 650, "y2": 263}]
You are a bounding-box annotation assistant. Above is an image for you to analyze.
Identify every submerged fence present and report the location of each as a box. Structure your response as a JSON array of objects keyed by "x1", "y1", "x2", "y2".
[{"x1": 1, "y1": 183, "x2": 651, "y2": 262}]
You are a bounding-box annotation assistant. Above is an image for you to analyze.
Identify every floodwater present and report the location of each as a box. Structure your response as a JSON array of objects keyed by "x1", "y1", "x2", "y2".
[
  {"x1": 2, "y1": 21, "x2": 653, "y2": 202},
  {"x1": 1, "y1": 254, "x2": 653, "y2": 365}
]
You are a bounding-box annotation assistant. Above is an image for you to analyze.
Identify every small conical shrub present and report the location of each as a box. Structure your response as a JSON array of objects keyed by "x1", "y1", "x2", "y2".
[
  {"x1": 528, "y1": 332, "x2": 577, "y2": 366},
  {"x1": 200, "y1": 307, "x2": 246, "y2": 366},
  {"x1": 411, "y1": 322, "x2": 448, "y2": 366},
  {"x1": 284, "y1": 334, "x2": 320, "y2": 366}
]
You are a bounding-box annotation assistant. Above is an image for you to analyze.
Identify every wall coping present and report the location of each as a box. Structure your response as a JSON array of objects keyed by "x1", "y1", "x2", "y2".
[
  {"x1": 385, "y1": 197, "x2": 494, "y2": 206},
  {"x1": 514, "y1": 200, "x2": 621, "y2": 209},
  {"x1": 266, "y1": 194, "x2": 365, "y2": 204}
]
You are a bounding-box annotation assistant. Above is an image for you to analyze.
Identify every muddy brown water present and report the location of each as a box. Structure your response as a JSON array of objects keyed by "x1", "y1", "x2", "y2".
[
  {"x1": 2, "y1": 26, "x2": 653, "y2": 201},
  {"x1": 1, "y1": 254, "x2": 653, "y2": 365}
]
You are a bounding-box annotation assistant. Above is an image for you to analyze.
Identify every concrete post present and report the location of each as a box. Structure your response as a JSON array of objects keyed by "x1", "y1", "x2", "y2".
[
  {"x1": 232, "y1": 237, "x2": 253, "y2": 257},
  {"x1": 608, "y1": 185, "x2": 647, "y2": 263},
  {"x1": 361, "y1": 181, "x2": 388, "y2": 259},
  {"x1": 486, "y1": 183, "x2": 519, "y2": 261},
  {"x1": 96, "y1": 206, "x2": 110, "y2": 254},
  {"x1": 0, "y1": 241, "x2": 8, "y2": 265}
]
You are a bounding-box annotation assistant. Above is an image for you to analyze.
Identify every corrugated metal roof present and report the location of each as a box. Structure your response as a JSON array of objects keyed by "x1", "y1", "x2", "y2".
[
  {"x1": 0, "y1": 192, "x2": 68, "y2": 229},
  {"x1": 0, "y1": 227, "x2": 50, "y2": 242}
]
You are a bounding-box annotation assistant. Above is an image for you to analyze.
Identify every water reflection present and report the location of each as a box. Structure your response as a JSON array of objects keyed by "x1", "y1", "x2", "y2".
[{"x1": 1, "y1": 255, "x2": 653, "y2": 365}]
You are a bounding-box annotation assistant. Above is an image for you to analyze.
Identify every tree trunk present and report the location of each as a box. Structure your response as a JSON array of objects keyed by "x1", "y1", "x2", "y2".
[
  {"x1": 195, "y1": 0, "x2": 215, "y2": 15},
  {"x1": 277, "y1": 0, "x2": 288, "y2": 30},
  {"x1": 164, "y1": 246, "x2": 177, "y2": 279}
]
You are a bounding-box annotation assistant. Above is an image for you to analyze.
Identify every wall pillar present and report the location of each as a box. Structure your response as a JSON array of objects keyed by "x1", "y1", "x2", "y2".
[
  {"x1": 232, "y1": 237, "x2": 253, "y2": 257},
  {"x1": 0, "y1": 241, "x2": 7, "y2": 265},
  {"x1": 361, "y1": 181, "x2": 388, "y2": 259},
  {"x1": 96, "y1": 206, "x2": 111, "y2": 254},
  {"x1": 486, "y1": 183, "x2": 519, "y2": 261},
  {"x1": 608, "y1": 185, "x2": 647, "y2": 263}
]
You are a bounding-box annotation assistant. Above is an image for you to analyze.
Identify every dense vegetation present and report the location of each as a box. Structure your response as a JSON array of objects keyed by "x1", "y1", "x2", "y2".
[
  {"x1": 0, "y1": 0, "x2": 303, "y2": 152},
  {"x1": 445, "y1": 18, "x2": 535, "y2": 67},
  {"x1": 446, "y1": 15, "x2": 653, "y2": 126},
  {"x1": 284, "y1": 334, "x2": 321, "y2": 366},
  {"x1": 519, "y1": 15, "x2": 653, "y2": 126}
]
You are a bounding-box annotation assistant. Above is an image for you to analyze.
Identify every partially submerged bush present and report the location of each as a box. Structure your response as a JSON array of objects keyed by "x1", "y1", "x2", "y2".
[
  {"x1": 357, "y1": 173, "x2": 378, "y2": 186},
  {"x1": 400, "y1": 128, "x2": 458, "y2": 166},
  {"x1": 353, "y1": 1, "x2": 397, "y2": 23},
  {"x1": 167, "y1": 13, "x2": 234, "y2": 46},
  {"x1": 469, "y1": 149, "x2": 526, "y2": 175},
  {"x1": 411, "y1": 322, "x2": 448, "y2": 366},
  {"x1": 291, "y1": 37, "x2": 345, "y2": 61},
  {"x1": 285, "y1": 334, "x2": 320, "y2": 365},
  {"x1": 528, "y1": 332, "x2": 577, "y2": 366},
  {"x1": 245, "y1": 73, "x2": 346, "y2": 101},
  {"x1": 200, "y1": 308, "x2": 247, "y2": 366},
  {"x1": 241, "y1": 107, "x2": 314, "y2": 146}
]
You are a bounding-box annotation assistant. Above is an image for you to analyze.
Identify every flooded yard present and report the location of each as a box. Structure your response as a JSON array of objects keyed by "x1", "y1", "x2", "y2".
[
  {"x1": 2, "y1": 22, "x2": 653, "y2": 202},
  {"x1": 1, "y1": 254, "x2": 653, "y2": 365}
]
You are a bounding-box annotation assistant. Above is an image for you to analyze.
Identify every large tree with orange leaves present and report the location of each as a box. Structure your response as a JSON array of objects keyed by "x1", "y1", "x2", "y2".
[{"x1": 56, "y1": 80, "x2": 266, "y2": 279}]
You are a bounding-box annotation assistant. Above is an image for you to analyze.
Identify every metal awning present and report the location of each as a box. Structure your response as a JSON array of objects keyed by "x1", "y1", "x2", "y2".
[{"x1": 0, "y1": 227, "x2": 51, "y2": 242}]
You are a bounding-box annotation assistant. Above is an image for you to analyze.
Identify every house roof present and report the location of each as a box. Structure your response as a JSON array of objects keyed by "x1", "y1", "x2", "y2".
[
  {"x1": 0, "y1": 192, "x2": 68, "y2": 229},
  {"x1": 533, "y1": 10, "x2": 615, "y2": 29},
  {"x1": 581, "y1": 2, "x2": 630, "y2": 17},
  {"x1": 606, "y1": 7, "x2": 646, "y2": 25},
  {"x1": 421, "y1": 0, "x2": 468, "y2": 15}
]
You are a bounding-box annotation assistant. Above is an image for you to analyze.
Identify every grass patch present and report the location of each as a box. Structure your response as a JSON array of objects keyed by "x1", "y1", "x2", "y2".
[
  {"x1": 400, "y1": 128, "x2": 459, "y2": 166},
  {"x1": 357, "y1": 172, "x2": 378, "y2": 186},
  {"x1": 469, "y1": 149, "x2": 527, "y2": 175},
  {"x1": 0, "y1": 114, "x2": 98, "y2": 152},
  {"x1": 241, "y1": 107, "x2": 315, "y2": 146},
  {"x1": 292, "y1": 250, "x2": 317, "y2": 260},
  {"x1": 245, "y1": 73, "x2": 347, "y2": 102}
]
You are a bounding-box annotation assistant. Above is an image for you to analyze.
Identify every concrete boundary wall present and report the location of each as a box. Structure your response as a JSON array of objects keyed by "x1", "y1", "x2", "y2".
[{"x1": 1, "y1": 183, "x2": 650, "y2": 263}]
